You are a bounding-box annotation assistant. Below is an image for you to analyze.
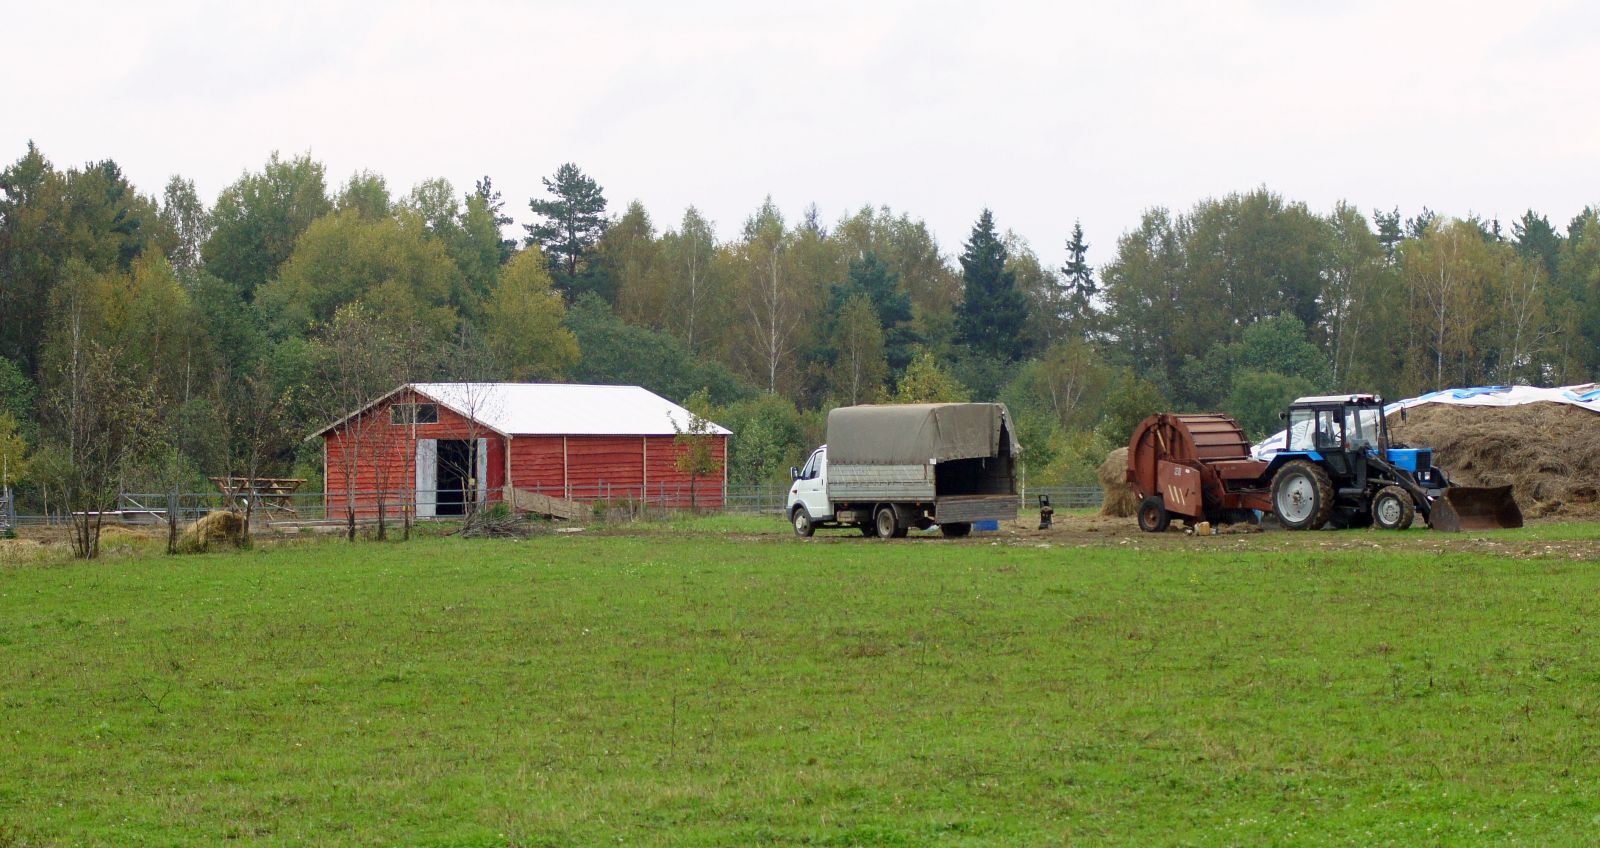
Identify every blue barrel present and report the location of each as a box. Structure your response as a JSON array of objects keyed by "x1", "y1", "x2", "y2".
[{"x1": 974, "y1": 519, "x2": 999, "y2": 532}]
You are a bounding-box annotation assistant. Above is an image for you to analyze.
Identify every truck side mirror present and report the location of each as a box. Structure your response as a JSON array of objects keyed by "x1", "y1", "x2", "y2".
[
  {"x1": 1279, "y1": 411, "x2": 1288, "y2": 421},
  {"x1": 790, "y1": 466, "x2": 801, "y2": 480}
]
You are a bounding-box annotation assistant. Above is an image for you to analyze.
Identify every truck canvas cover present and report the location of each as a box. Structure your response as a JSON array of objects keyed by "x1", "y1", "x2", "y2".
[{"x1": 826, "y1": 403, "x2": 1019, "y2": 465}]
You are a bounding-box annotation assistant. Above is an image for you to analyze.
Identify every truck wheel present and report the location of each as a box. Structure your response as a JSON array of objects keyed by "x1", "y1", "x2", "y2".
[
  {"x1": 1371, "y1": 485, "x2": 1415, "y2": 530},
  {"x1": 1271, "y1": 460, "x2": 1334, "y2": 530},
  {"x1": 939, "y1": 522, "x2": 972, "y2": 538},
  {"x1": 1137, "y1": 496, "x2": 1171, "y2": 533},
  {"x1": 791, "y1": 506, "x2": 815, "y2": 537},
  {"x1": 874, "y1": 505, "x2": 902, "y2": 539}
]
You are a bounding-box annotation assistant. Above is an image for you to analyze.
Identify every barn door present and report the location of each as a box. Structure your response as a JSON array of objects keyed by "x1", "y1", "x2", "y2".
[
  {"x1": 415, "y1": 439, "x2": 437, "y2": 518},
  {"x1": 476, "y1": 438, "x2": 489, "y2": 506}
]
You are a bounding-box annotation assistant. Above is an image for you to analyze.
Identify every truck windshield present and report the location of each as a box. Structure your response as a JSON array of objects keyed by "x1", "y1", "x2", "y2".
[{"x1": 1344, "y1": 406, "x2": 1384, "y2": 450}]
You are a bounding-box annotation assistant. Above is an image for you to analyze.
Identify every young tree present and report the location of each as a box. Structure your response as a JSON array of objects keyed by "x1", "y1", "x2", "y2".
[
  {"x1": 889, "y1": 351, "x2": 970, "y2": 403},
  {"x1": 1401, "y1": 219, "x2": 1493, "y2": 389},
  {"x1": 671, "y1": 389, "x2": 723, "y2": 512},
  {"x1": 957, "y1": 210, "x2": 1029, "y2": 362},
  {"x1": 157, "y1": 176, "x2": 209, "y2": 273},
  {"x1": 38, "y1": 341, "x2": 156, "y2": 559},
  {"x1": 257, "y1": 209, "x2": 463, "y2": 341},
  {"x1": 221, "y1": 361, "x2": 295, "y2": 546},
  {"x1": 484, "y1": 249, "x2": 579, "y2": 380},
  {"x1": 0, "y1": 412, "x2": 27, "y2": 491},
  {"x1": 523, "y1": 163, "x2": 609, "y2": 296},
  {"x1": 336, "y1": 170, "x2": 391, "y2": 220},
  {"x1": 473, "y1": 176, "x2": 517, "y2": 264},
  {"x1": 661, "y1": 207, "x2": 719, "y2": 354},
  {"x1": 735, "y1": 198, "x2": 803, "y2": 394},
  {"x1": 603, "y1": 201, "x2": 667, "y2": 327},
  {"x1": 827, "y1": 294, "x2": 887, "y2": 405},
  {"x1": 203, "y1": 151, "x2": 332, "y2": 300},
  {"x1": 308, "y1": 303, "x2": 410, "y2": 541}
]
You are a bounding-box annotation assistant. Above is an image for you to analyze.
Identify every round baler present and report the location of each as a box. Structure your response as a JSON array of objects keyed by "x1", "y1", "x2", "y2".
[{"x1": 1124, "y1": 413, "x2": 1272, "y2": 532}]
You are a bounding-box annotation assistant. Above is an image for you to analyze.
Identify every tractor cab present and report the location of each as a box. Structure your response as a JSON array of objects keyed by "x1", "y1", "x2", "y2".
[
  {"x1": 1284, "y1": 394, "x2": 1387, "y2": 454},
  {"x1": 1280, "y1": 395, "x2": 1441, "y2": 485}
]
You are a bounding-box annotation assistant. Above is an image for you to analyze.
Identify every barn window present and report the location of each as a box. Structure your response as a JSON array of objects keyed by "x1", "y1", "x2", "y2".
[{"x1": 391, "y1": 403, "x2": 438, "y2": 425}]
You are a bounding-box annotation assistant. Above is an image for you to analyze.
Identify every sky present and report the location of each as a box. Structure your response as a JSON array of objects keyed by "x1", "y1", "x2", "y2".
[{"x1": 7, "y1": 0, "x2": 1600, "y2": 268}]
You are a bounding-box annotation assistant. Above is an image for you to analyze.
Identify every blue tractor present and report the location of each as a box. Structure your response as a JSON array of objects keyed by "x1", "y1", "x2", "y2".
[{"x1": 1266, "y1": 394, "x2": 1522, "y2": 531}]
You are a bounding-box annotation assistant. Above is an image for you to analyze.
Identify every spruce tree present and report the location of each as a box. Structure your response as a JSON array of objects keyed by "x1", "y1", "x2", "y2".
[
  {"x1": 1060, "y1": 220, "x2": 1096, "y2": 336},
  {"x1": 957, "y1": 209, "x2": 1028, "y2": 361}
]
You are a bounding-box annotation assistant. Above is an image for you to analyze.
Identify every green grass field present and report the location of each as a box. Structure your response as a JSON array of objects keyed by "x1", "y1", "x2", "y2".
[{"x1": 4, "y1": 520, "x2": 1600, "y2": 846}]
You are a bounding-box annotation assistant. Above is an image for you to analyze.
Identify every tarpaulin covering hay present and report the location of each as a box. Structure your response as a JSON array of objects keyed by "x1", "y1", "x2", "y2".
[
  {"x1": 177, "y1": 510, "x2": 246, "y2": 553},
  {"x1": 1388, "y1": 403, "x2": 1600, "y2": 518},
  {"x1": 1098, "y1": 447, "x2": 1138, "y2": 517}
]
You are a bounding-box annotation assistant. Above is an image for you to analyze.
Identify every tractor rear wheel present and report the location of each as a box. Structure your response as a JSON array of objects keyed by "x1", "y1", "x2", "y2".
[
  {"x1": 1137, "y1": 495, "x2": 1171, "y2": 533},
  {"x1": 1271, "y1": 460, "x2": 1334, "y2": 530},
  {"x1": 1371, "y1": 485, "x2": 1415, "y2": 530}
]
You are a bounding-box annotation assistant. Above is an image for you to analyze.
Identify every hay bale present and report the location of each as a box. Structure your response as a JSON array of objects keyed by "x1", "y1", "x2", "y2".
[
  {"x1": 1098, "y1": 446, "x2": 1139, "y2": 517},
  {"x1": 177, "y1": 510, "x2": 246, "y2": 553},
  {"x1": 1388, "y1": 402, "x2": 1600, "y2": 518}
]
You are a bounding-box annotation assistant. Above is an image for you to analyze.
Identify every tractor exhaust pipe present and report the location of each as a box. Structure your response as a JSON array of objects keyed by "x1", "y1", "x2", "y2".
[{"x1": 1429, "y1": 485, "x2": 1523, "y2": 532}]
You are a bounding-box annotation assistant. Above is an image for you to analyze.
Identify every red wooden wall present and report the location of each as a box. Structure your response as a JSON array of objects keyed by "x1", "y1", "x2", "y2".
[
  {"x1": 323, "y1": 389, "x2": 729, "y2": 515},
  {"x1": 506, "y1": 435, "x2": 727, "y2": 508},
  {"x1": 322, "y1": 389, "x2": 506, "y2": 518}
]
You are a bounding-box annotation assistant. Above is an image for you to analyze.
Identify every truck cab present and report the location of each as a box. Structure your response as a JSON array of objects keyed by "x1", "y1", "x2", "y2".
[{"x1": 788, "y1": 445, "x2": 830, "y2": 531}]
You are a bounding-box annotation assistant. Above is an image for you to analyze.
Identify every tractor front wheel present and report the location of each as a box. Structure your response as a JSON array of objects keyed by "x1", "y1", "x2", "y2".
[
  {"x1": 1371, "y1": 485, "x2": 1415, "y2": 530},
  {"x1": 1271, "y1": 460, "x2": 1334, "y2": 531},
  {"x1": 1137, "y1": 495, "x2": 1171, "y2": 533}
]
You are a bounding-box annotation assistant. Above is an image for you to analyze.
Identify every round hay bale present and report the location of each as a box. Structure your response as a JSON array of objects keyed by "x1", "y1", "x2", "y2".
[
  {"x1": 177, "y1": 510, "x2": 246, "y2": 553},
  {"x1": 1097, "y1": 446, "x2": 1138, "y2": 517}
]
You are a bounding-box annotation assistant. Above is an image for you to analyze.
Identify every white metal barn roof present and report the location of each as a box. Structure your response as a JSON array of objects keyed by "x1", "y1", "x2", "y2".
[{"x1": 409, "y1": 383, "x2": 731, "y2": 437}]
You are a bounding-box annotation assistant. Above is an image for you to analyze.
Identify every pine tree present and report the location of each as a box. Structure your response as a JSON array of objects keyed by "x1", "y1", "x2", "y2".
[
  {"x1": 523, "y1": 163, "x2": 609, "y2": 296},
  {"x1": 957, "y1": 210, "x2": 1028, "y2": 361},
  {"x1": 1373, "y1": 207, "x2": 1403, "y2": 263}
]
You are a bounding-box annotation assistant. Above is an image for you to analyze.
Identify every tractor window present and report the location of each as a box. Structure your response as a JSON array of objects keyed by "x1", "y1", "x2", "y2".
[
  {"x1": 1344, "y1": 406, "x2": 1383, "y2": 450},
  {"x1": 1287, "y1": 409, "x2": 1315, "y2": 451},
  {"x1": 1315, "y1": 410, "x2": 1342, "y2": 449}
]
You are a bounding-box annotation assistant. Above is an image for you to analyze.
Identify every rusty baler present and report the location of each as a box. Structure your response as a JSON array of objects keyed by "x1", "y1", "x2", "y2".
[{"x1": 1126, "y1": 394, "x2": 1523, "y2": 532}]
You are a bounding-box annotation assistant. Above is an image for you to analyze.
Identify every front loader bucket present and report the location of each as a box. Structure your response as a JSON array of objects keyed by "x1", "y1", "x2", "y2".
[{"x1": 1430, "y1": 485, "x2": 1523, "y2": 532}]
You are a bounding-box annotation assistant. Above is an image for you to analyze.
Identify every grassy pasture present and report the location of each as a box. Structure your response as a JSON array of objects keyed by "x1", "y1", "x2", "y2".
[{"x1": 3, "y1": 521, "x2": 1600, "y2": 845}]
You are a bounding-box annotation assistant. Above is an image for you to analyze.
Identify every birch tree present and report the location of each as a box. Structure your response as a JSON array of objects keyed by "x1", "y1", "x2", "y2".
[{"x1": 736, "y1": 199, "x2": 801, "y2": 394}]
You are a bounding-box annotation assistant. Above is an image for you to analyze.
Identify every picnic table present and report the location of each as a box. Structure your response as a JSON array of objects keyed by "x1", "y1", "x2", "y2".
[{"x1": 209, "y1": 477, "x2": 306, "y2": 518}]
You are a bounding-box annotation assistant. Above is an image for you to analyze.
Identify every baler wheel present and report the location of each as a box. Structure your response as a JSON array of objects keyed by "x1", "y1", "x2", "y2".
[
  {"x1": 1271, "y1": 460, "x2": 1334, "y2": 531},
  {"x1": 1137, "y1": 495, "x2": 1171, "y2": 533}
]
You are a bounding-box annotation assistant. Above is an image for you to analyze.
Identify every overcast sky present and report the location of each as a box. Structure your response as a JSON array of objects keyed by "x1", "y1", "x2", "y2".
[{"x1": 8, "y1": 0, "x2": 1599, "y2": 267}]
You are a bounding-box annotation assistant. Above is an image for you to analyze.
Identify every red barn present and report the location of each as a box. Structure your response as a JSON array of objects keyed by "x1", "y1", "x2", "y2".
[{"x1": 314, "y1": 383, "x2": 730, "y2": 517}]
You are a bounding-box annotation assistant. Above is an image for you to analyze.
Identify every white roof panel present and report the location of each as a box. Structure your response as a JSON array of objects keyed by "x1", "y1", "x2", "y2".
[{"x1": 409, "y1": 383, "x2": 731, "y2": 437}]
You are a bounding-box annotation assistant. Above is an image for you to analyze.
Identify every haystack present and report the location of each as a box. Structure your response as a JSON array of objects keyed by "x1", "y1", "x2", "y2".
[
  {"x1": 177, "y1": 510, "x2": 246, "y2": 553},
  {"x1": 1388, "y1": 403, "x2": 1600, "y2": 518},
  {"x1": 1098, "y1": 447, "x2": 1139, "y2": 517}
]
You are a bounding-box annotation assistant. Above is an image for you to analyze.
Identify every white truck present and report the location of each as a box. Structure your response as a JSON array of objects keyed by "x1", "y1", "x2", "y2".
[{"x1": 786, "y1": 402, "x2": 1022, "y2": 539}]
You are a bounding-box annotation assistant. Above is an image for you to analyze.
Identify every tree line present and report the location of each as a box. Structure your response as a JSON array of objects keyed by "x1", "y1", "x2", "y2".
[{"x1": 2, "y1": 142, "x2": 1597, "y2": 552}]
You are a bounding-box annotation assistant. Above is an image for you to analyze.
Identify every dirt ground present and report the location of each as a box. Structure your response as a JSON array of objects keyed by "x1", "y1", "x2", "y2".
[{"x1": 778, "y1": 511, "x2": 1600, "y2": 561}]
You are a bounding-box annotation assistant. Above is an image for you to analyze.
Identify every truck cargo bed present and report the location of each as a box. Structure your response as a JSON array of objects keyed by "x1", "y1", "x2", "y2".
[{"x1": 935, "y1": 494, "x2": 1020, "y2": 523}]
